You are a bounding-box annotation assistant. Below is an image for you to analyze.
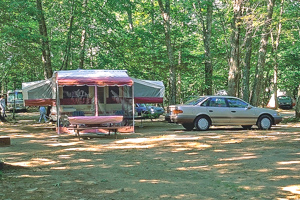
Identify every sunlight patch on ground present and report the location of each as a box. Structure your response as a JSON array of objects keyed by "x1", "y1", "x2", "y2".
[
  {"x1": 115, "y1": 135, "x2": 204, "y2": 144},
  {"x1": 9, "y1": 134, "x2": 36, "y2": 138},
  {"x1": 18, "y1": 174, "x2": 49, "y2": 178},
  {"x1": 278, "y1": 161, "x2": 300, "y2": 165},
  {"x1": 139, "y1": 179, "x2": 170, "y2": 184},
  {"x1": 106, "y1": 145, "x2": 154, "y2": 149},
  {"x1": 47, "y1": 142, "x2": 82, "y2": 147},
  {"x1": 256, "y1": 168, "x2": 270, "y2": 173},
  {"x1": 222, "y1": 139, "x2": 243, "y2": 144},
  {"x1": 51, "y1": 166, "x2": 69, "y2": 170},
  {"x1": 270, "y1": 175, "x2": 300, "y2": 181},
  {"x1": 213, "y1": 163, "x2": 242, "y2": 168},
  {"x1": 276, "y1": 167, "x2": 299, "y2": 171},
  {"x1": 58, "y1": 154, "x2": 73, "y2": 159},
  {"x1": 282, "y1": 185, "x2": 300, "y2": 195},
  {"x1": 176, "y1": 165, "x2": 210, "y2": 171},
  {"x1": 219, "y1": 155, "x2": 257, "y2": 161},
  {"x1": 9, "y1": 158, "x2": 57, "y2": 167}
]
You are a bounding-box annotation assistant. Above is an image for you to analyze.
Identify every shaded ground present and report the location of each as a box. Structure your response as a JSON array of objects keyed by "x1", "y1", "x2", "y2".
[{"x1": 0, "y1": 110, "x2": 300, "y2": 200}]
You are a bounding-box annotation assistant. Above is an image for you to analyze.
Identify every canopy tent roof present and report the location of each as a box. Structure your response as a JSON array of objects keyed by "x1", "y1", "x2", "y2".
[
  {"x1": 22, "y1": 70, "x2": 164, "y2": 106},
  {"x1": 55, "y1": 70, "x2": 133, "y2": 86}
]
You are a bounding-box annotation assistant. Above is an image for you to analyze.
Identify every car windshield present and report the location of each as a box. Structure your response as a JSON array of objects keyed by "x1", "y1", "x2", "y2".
[{"x1": 185, "y1": 97, "x2": 206, "y2": 105}]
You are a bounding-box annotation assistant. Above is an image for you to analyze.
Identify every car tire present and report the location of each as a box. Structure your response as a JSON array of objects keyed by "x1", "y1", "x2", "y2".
[
  {"x1": 194, "y1": 116, "x2": 210, "y2": 131},
  {"x1": 182, "y1": 123, "x2": 194, "y2": 131},
  {"x1": 242, "y1": 125, "x2": 252, "y2": 130},
  {"x1": 257, "y1": 115, "x2": 272, "y2": 130}
]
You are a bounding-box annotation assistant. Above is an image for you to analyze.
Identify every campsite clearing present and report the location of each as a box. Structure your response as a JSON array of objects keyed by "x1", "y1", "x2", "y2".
[{"x1": 0, "y1": 110, "x2": 300, "y2": 199}]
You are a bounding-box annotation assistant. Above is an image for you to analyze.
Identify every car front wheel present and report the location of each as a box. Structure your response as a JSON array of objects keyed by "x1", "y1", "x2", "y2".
[
  {"x1": 194, "y1": 116, "x2": 210, "y2": 131},
  {"x1": 182, "y1": 123, "x2": 194, "y2": 131},
  {"x1": 257, "y1": 115, "x2": 272, "y2": 130}
]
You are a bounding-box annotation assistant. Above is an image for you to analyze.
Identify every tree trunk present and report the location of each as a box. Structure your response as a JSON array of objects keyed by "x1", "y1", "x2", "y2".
[
  {"x1": 203, "y1": 1, "x2": 213, "y2": 95},
  {"x1": 36, "y1": 0, "x2": 52, "y2": 79},
  {"x1": 272, "y1": 0, "x2": 284, "y2": 109},
  {"x1": 242, "y1": 17, "x2": 253, "y2": 102},
  {"x1": 61, "y1": 0, "x2": 76, "y2": 70},
  {"x1": 158, "y1": 0, "x2": 176, "y2": 105},
  {"x1": 79, "y1": 0, "x2": 88, "y2": 69},
  {"x1": 296, "y1": 85, "x2": 300, "y2": 118},
  {"x1": 228, "y1": 0, "x2": 242, "y2": 97},
  {"x1": 125, "y1": 0, "x2": 134, "y2": 32},
  {"x1": 193, "y1": 1, "x2": 213, "y2": 95},
  {"x1": 250, "y1": 0, "x2": 275, "y2": 106}
]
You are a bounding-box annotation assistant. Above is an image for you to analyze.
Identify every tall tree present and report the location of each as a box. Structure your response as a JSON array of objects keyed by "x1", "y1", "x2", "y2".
[
  {"x1": 228, "y1": 0, "x2": 242, "y2": 96},
  {"x1": 251, "y1": 0, "x2": 275, "y2": 106},
  {"x1": 158, "y1": 0, "x2": 176, "y2": 104},
  {"x1": 241, "y1": 7, "x2": 253, "y2": 102},
  {"x1": 270, "y1": 0, "x2": 284, "y2": 109},
  {"x1": 79, "y1": 0, "x2": 89, "y2": 69},
  {"x1": 36, "y1": 0, "x2": 52, "y2": 79},
  {"x1": 193, "y1": 0, "x2": 213, "y2": 95},
  {"x1": 60, "y1": 0, "x2": 76, "y2": 70}
]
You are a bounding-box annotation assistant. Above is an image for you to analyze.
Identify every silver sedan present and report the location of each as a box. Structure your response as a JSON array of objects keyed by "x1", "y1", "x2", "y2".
[{"x1": 168, "y1": 96, "x2": 282, "y2": 131}]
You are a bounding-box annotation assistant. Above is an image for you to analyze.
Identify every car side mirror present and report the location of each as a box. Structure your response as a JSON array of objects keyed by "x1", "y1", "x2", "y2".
[{"x1": 246, "y1": 105, "x2": 252, "y2": 110}]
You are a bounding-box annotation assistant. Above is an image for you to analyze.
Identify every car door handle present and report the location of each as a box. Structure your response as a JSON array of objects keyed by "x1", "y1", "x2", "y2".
[
  {"x1": 231, "y1": 111, "x2": 236, "y2": 113},
  {"x1": 209, "y1": 110, "x2": 213, "y2": 112}
]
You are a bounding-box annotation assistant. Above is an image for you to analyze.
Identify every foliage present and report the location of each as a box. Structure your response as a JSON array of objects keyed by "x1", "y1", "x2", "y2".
[{"x1": 0, "y1": 0, "x2": 299, "y2": 107}]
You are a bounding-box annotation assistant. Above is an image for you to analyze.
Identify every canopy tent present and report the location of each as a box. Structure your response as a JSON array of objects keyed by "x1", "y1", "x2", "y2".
[
  {"x1": 22, "y1": 78, "x2": 55, "y2": 106},
  {"x1": 23, "y1": 71, "x2": 165, "y2": 106},
  {"x1": 22, "y1": 69, "x2": 165, "y2": 134},
  {"x1": 133, "y1": 78, "x2": 164, "y2": 103}
]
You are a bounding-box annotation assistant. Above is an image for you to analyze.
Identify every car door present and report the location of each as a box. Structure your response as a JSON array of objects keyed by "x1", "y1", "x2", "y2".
[
  {"x1": 226, "y1": 97, "x2": 257, "y2": 124},
  {"x1": 205, "y1": 97, "x2": 230, "y2": 124}
]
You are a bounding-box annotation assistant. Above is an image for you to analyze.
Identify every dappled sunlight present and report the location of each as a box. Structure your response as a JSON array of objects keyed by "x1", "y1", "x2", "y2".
[
  {"x1": 221, "y1": 139, "x2": 243, "y2": 144},
  {"x1": 10, "y1": 158, "x2": 58, "y2": 167},
  {"x1": 139, "y1": 179, "x2": 170, "y2": 184},
  {"x1": 1, "y1": 111, "x2": 300, "y2": 199},
  {"x1": 58, "y1": 154, "x2": 73, "y2": 159},
  {"x1": 176, "y1": 165, "x2": 210, "y2": 171},
  {"x1": 47, "y1": 141, "x2": 83, "y2": 147},
  {"x1": 18, "y1": 174, "x2": 50, "y2": 178},
  {"x1": 270, "y1": 175, "x2": 300, "y2": 181},
  {"x1": 278, "y1": 161, "x2": 300, "y2": 165},
  {"x1": 213, "y1": 163, "x2": 242, "y2": 168},
  {"x1": 111, "y1": 135, "x2": 212, "y2": 151},
  {"x1": 282, "y1": 185, "x2": 300, "y2": 195},
  {"x1": 219, "y1": 154, "x2": 257, "y2": 161}
]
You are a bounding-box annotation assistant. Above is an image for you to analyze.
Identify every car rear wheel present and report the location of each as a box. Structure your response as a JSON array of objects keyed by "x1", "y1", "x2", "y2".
[
  {"x1": 257, "y1": 115, "x2": 272, "y2": 130},
  {"x1": 194, "y1": 116, "x2": 210, "y2": 131},
  {"x1": 182, "y1": 123, "x2": 194, "y2": 131}
]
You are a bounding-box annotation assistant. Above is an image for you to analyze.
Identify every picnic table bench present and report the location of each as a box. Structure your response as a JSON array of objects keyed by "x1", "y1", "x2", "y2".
[{"x1": 67, "y1": 115, "x2": 124, "y2": 138}]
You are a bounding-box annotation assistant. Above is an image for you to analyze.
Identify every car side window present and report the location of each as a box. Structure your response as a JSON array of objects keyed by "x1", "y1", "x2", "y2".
[
  {"x1": 227, "y1": 98, "x2": 248, "y2": 108},
  {"x1": 201, "y1": 99, "x2": 209, "y2": 106},
  {"x1": 208, "y1": 97, "x2": 227, "y2": 107}
]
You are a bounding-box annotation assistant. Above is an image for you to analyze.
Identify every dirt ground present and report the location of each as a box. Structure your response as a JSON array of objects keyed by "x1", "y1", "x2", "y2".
[{"x1": 0, "y1": 110, "x2": 300, "y2": 200}]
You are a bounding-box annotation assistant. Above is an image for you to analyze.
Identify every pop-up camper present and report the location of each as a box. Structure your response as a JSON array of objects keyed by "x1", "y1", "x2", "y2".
[{"x1": 22, "y1": 69, "x2": 165, "y2": 135}]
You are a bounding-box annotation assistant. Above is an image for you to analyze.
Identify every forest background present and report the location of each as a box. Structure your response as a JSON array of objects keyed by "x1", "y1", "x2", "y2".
[{"x1": 0, "y1": 0, "x2": 300, "y2": 114}]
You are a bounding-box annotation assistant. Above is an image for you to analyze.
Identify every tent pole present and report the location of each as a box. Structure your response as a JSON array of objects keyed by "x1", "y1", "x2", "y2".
[
  {"x1": 95, "y1": 86, "x2": 98, "y2": 116},
  {"x1": 132, "y1": 84, "x2": 135, "y2": 132},
  {"x1": 56, "y1": 79, "x2": 60, "y2": 135}
]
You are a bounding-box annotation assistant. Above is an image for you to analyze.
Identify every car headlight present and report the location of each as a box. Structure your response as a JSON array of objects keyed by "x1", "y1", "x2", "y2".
[{"x1": 273, "y1": 112, "x2": 281, "y2": 116}]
